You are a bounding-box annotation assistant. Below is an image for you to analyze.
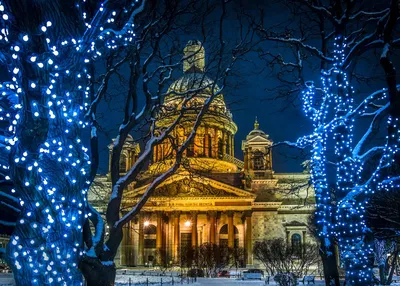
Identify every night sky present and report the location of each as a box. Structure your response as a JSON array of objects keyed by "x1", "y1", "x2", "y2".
[
  {"x1": 75, "y1": 0, "x2": 389, "y2": 176},
  {"x1": 0, "y1": 0, "x2": 385, "y2": 177},
  {"x1": 94, "y1": 40, "x2": 312, "y2": 175}
]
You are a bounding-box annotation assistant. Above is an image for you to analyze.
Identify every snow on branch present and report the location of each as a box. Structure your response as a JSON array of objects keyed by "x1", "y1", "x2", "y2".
[
  {"x1": 353, "y1": 103, "x2": 389, "y2": 158},
  {"x1": 0, "y1": 219, "x2": 15, "y2": 226}
]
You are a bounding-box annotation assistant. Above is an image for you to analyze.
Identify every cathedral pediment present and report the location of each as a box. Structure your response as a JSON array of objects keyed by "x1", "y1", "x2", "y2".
[
  {"x1": 152, "y1": 179, "x2": 236, "y2": 197},
  {"x1": 125, "y1": 174, "x2": 255, "y2": 200},
  {"x1": 246, "y1": 135, "x2": 272, "y2": 144}
]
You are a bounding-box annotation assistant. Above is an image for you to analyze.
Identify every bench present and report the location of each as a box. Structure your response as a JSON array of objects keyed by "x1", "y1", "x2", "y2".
[
  {"x1": 301, "y1": 276, "x2": 315, "y2": 284},
  {"x1": 391, "y1": 276, "x2": 400, "y2": 282}
]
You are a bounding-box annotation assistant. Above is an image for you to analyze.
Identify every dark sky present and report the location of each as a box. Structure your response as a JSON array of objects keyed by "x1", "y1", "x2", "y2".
[
  {"x1": 94, "y1": 1, "x2": 315, "y2": 175},
  {"x1": 0, "y1": 0, "x2": 384, "y2": 177},
  {"x1": 3, "y1": 0, "x2": 380, "y2": 177},
  {"x1": 94, "y1": 0, "x2": 390, "y2": 176}
]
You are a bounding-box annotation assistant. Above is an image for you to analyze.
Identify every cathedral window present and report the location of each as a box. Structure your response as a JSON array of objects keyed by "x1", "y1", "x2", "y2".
[
  {"x1": 217, "y1": 138, "x2": 223, "y2": 158},
  {"x1": 219, "y1": 224, "x2": 239, "y2": 248},
  {"x1": 187, "y1": 139, "x2": 195, "y2": 157},
  {"x1": 144, "y1": 224, "x2": 157, "y2": 249},
  {"x1": 119, "y1": 154, "x2": 127, "y2": 173},
  {"x1": 291, "y1": 233, "x2": 302, "y2": 256},
  {"x1": 253, "y1": 151, "x2": 265, "y2": 170},
  {"x1": 203, "y1": 134, "x2": 212, "y2": 157}
]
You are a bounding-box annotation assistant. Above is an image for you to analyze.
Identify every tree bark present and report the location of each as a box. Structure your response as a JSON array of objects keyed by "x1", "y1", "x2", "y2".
[
  {"x1": 79, "y1": 257, "x2": 116, "y2": 286},
  {"x1": 319, "y1": 240, "x2": 340, "y2": 286}
]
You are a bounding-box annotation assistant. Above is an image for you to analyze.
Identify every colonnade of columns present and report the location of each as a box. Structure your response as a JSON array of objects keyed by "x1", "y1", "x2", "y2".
[
  {"x1": 121, "y1": 210, "x2": 253, "y2": 267},
  {"x1": 152, "y1": 126, "x2": 235, "y2": 163},
  {"x1": 108, "y1": 148, "x2": 138, "y2": 173}
]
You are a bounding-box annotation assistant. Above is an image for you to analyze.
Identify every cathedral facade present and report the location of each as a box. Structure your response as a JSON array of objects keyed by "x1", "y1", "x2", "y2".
[{"x1": 90, "y1": 41, "x2": 315, "y2": 268}]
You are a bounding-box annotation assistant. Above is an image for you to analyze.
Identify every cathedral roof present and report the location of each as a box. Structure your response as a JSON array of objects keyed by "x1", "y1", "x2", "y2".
[
  {"x1": 167, "y1": 72, "x2": 220, "y2": 96},
  {"x1": 161, "y1": 40, "x2": 234, "y2": 122},
  {"x1": 246, "y1": 118, "x2": 270, "y2": 141}
]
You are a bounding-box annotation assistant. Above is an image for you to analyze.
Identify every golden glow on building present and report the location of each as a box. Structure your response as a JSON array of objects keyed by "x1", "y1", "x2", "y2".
[{"x1": 91, "y1": 40, "x2": 314, "y2": 268}]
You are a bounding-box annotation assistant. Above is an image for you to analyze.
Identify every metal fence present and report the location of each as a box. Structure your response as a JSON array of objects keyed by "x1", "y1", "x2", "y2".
[{"x1": 115, "y1": 276, "x2": 197, "y2": 286}]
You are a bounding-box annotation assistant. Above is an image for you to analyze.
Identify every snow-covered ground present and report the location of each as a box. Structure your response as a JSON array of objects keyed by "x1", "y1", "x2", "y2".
[
  {"x1": 115, "y1": 275, "x2": 174, "y2": 286},
  {"x1": 2, "y1": 274, "x2": 400, "y2": 286}
]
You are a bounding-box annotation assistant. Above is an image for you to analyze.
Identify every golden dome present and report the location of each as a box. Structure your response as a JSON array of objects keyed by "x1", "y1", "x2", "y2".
[
  {"x1": 150, "y1": 41, "x2": 239, "y2": 174},
  {"x1": 161, "y1": 40, "x2": 234, "y2": 126}
]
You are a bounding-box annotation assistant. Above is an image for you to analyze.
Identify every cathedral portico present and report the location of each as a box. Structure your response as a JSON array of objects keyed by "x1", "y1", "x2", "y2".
[{"x1": 120, "y1": 208, "x2": 252, "y2": 266}]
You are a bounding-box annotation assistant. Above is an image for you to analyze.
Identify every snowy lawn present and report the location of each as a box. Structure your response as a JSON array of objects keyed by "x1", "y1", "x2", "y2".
[
  {"x1": 3, "y1": 274, "x2": 400, "y2": 286},
  {"x1": 115, "y1": 275, "x2": 174, "y2": 285}
]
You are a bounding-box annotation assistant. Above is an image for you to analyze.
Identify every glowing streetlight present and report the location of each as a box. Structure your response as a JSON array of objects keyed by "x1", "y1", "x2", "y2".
[
  {"x1": 184, "y1": 220, "x2": 191, "y2": 227},
  {"x1": 144, "y1": 221, "x2": 150, "y2": 227}
]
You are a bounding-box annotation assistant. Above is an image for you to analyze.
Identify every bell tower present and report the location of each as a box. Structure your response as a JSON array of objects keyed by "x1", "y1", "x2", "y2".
[
  {"x1": 108, "y1": 135, "x2": 140, "y2": 175},
  {"x1": 242, "y1": 118, "x2": 273, "y2": 179}
]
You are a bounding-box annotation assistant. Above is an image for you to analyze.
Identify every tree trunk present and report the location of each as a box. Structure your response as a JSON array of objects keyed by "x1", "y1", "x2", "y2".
[
  {"x1": 79, "y1": 257, "x2": 117, "y2": 286},
  {"x1": 379, "y1": 264, "x2": 386, "y2": 285},
  {"x1": 320, "y1": 241, "x2": 340, "y2": 286}
]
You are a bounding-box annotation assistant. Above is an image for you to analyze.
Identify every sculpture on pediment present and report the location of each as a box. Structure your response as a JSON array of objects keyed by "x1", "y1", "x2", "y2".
[{"x1": 152, "y1": 180, "x2": 233, "y2": 197}]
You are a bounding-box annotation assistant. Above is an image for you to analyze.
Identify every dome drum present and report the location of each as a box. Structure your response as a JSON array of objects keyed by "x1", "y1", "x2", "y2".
[{"x1": 151, "y1": 40, "x2": 238, "y2": 171}]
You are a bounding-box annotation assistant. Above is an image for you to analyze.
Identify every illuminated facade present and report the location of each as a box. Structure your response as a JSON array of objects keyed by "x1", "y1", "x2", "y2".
[{"x1": 90, "y1": 41, "x2": 315, "y2": 268}]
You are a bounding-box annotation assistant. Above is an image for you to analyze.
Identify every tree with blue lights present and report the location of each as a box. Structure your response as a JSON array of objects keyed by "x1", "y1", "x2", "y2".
[
  {"x1": 0, "y1": 0, "x2": 251, "y2": 285},
  {"x1": 0, "y1": 0, "x2": 146, "y2": 284},
  {"x1": 253, "y1": 0, "x2": 400, "y2": 285}
]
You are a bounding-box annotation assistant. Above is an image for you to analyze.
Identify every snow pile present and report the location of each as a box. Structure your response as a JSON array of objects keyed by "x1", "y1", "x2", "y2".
[{"x1": 115, "y1": 275, "x2": 174, "y2": 286}]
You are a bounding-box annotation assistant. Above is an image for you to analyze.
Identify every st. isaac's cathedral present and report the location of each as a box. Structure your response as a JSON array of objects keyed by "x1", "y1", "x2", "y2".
[{"x1": 89, "y1": 41, "x2": 315, "y2": 268}]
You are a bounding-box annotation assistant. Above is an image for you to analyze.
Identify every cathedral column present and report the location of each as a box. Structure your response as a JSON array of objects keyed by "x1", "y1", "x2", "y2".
[
  {"x1": 125, "y1": 151, "x2": 130, "y2": 171},
  {"x1": 127, "y1": 150, "x2": 131, "y2": 169},
  {"x1": 120, "y1": 221, "x2": 128, "y2": 265},
  {"x1": 208, "y1": 211, "x2": 217, "y2": 244},
  {"x1": 191, "y1": 211, "x2": 198, "y2": 248},
  {"x1": 232, "y1": 134, "x2": 235, "y2": 156},
  {"x1": 244, "y1": 149, "x2": 248, "y2": 170},
  {"x1": 227, "y1": 211, "x2": 234, "y2": 248},
  {"x1": 249, "y1": 148, "x2": 253, "y2": 170},
  {"x1": 108, "y1": 151, "x2": 112, "y2": 173},
  {"x1": 127, "y1": 220, "x2": 135, "y2": 266},
  {"x1": 222, "y1": 131, "x2": 227, "y2": 155},
  {"x1": 156, "y1": 212, "x2": 163, "y2": 263},
  {"x1": 213, "y1": 127, "x2": 218, "y2": 158},
  {"x1": 173, "y1": 211, "x2": 180, "y2": 264},
  {"x1": 193, "y1": 134, "x2": 198, "y2": 156},
  {"x1": 138, "y1": 215, "x2": 144, "y2": 265},
  {"x1": 204, "y1": 126, "x2": 209, "y2": 157},
  {"x1": 230, "y1": 134, "x2": 234, "y2": 156},
  {"x1": 244, "y1": 211, "x2": 253, "y2": 266},
  {"x1": 228, "y1": 133, "x2": 231, "y2": 155}
]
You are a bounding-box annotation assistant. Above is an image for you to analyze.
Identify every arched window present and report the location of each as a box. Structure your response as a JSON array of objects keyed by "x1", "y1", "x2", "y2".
[
  {"x1": 187, "y1": 138, "x2": 195, "y2": 157},
  {"x1": 119, "y1": 154, "x2": 127, "y2": 173},
  {"x1": 203, "y1": 134, "x2": 212, "y2": 157},
  {"x1": 217, "y1": 138, "x2": 223, "y2": 158},
  {"x1": 219, "y1": 224, "x2": 239, "y2": 248},
  {"x1": 144, "y1": 224, "x2": 157, "y2": 249},
  {"x1": 291, "y1": 233, "x2": 302, "y2": 256},
  {"x1": 253, "y1": 151, "x2": 265, "y2": 170}
]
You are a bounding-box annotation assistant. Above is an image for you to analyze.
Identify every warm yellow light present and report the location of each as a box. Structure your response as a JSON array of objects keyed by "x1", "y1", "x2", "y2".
[
  {"x1": 184, "y1": 221, "x2": 191, "y2": 227},
  {"x1": 144, "y1": 221, "x2": 150, "y2": 227}
]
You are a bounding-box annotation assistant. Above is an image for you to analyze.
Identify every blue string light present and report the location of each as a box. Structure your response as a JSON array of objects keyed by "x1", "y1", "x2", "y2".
[{"x1": 0, "y1": 1, "x2": 141, "y2": 284}]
